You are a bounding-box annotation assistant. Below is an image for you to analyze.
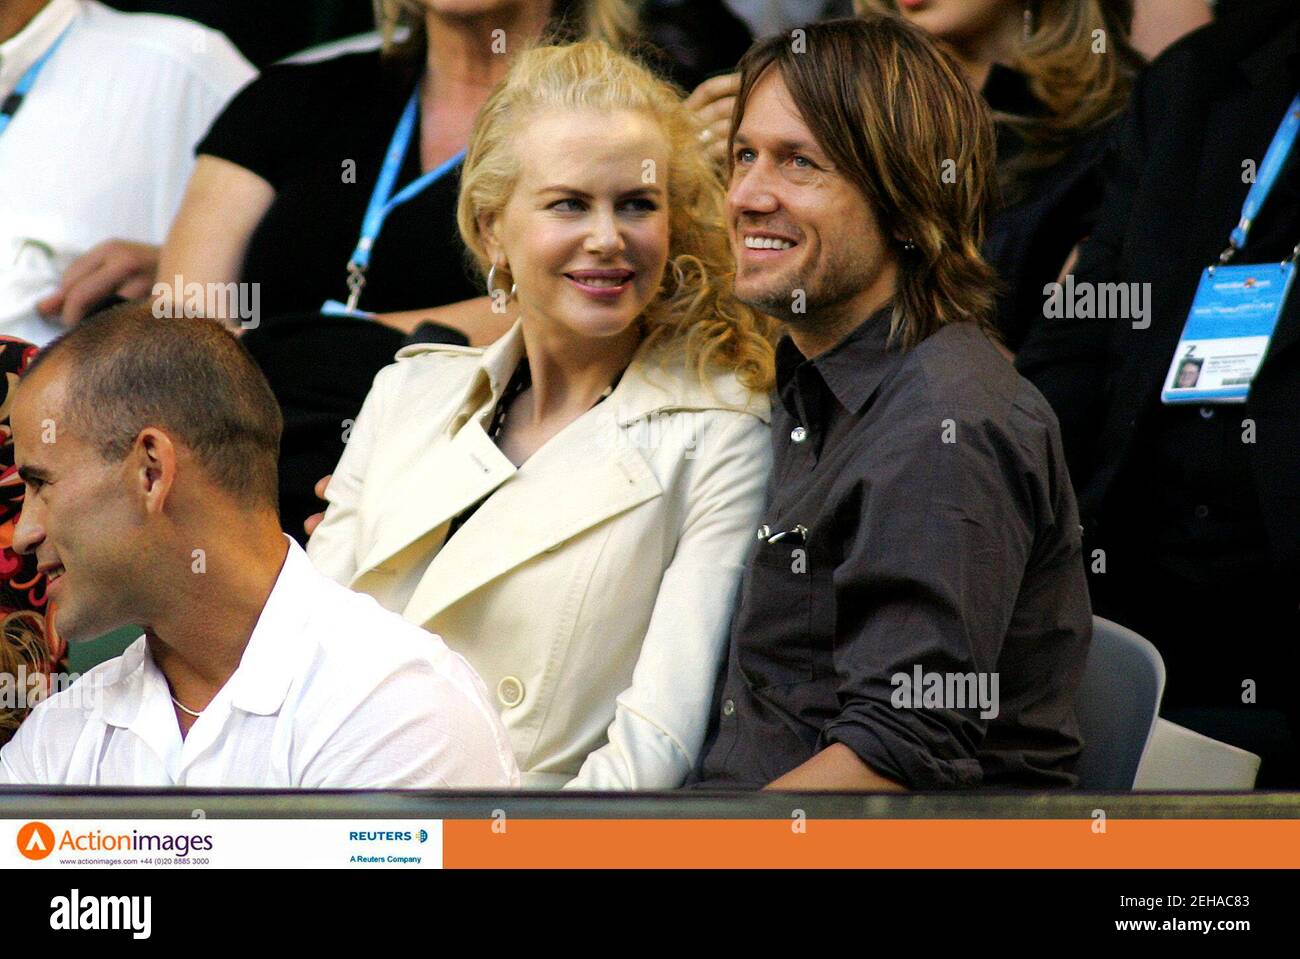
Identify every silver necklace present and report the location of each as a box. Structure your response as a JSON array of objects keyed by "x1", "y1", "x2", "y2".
[{"x1": 170, "y1": 694, "x2": 204, "y2": 718}]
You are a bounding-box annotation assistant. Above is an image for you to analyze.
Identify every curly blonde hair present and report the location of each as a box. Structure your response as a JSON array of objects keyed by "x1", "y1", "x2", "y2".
[
  {"x1": 457, "y1": 41, "x2": 777, "y2": 392},
  {"x1": 0, "y1": 613, "x2": 50, "y2": 746}
]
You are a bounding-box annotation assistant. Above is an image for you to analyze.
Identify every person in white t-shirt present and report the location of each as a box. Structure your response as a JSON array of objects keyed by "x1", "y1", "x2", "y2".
[
  {"x1": 0, "y1": 0, "x2": 254, "y2": 344},
  {"x1": 0, "y1": 302, "x2": 518, "y2": 788}
]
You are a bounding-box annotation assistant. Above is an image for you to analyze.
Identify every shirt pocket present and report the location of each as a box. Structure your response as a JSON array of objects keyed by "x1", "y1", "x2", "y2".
[{"x1": 736, "y1": 536, "x2": 835, "y2": 690}]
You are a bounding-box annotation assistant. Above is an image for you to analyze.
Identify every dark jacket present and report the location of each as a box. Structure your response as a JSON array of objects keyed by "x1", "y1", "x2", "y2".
[{"x1": 1016, "y1": 0, "x2": 1300, "y2": 583}]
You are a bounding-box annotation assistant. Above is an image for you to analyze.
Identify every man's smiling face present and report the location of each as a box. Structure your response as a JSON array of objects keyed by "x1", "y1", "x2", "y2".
[
  {"x1": 11, "y1": 362, "x2": 141, "y2": 643},
  {"x1": 727, "y1": 67, "x2": 897, "y2": 338}
]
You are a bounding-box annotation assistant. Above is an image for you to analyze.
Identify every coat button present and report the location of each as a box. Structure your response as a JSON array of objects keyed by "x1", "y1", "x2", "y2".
[
  {"x1": 1200, "y1": 406, "x2": 1215, "y2": 419},
  {"x1": 497, "y1": 676, "x2": 525, "y2": 708},
  {"x1": 756, "y1": 524, "x2": 771, "y2": 540},
  {"x1": 1194, "y1": 504, "x2": 1210, "y2": 519},
  {"x1": 722, "y1": 699, "x2": 735, "y2": 717},
  {"x1": 790, "y1": 426, "x2": 808, "y2": 443}
]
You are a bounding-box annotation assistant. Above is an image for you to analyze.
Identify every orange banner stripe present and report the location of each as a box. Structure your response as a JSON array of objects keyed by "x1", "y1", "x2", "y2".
[{"x1": 444, "y1": 819, "x2": 1300, "y2": 869}]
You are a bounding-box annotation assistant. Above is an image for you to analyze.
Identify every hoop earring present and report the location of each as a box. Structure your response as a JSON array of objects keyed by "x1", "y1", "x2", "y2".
[{"x1": 486, "y1": 262, "x2": 517, "y2": 300}]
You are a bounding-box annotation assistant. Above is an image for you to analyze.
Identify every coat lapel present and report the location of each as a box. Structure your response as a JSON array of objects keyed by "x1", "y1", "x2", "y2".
[
  {"x1": 352, "y1": 325, "x2": 527, "y2": 581},
  {"x1": 400, "y1": 400, "x2": 663, "y2": 627},
  {"x1": 353, "y1": 419, "x2": 517, "y2": 580},
  {"x1": 353, "y1": 323, "x2": 764, "y2": 627}
]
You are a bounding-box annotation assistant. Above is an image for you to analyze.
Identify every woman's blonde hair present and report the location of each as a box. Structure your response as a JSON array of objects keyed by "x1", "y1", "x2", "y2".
[
  {"x1": 0, "y1": 613, "x2": 49, "y2": 747},
  {"x1": 457, "y1": 41, "x2": 777, "y2": 391},
  {"x1": 373, "y1": 0, "x2": 638, "y2": 57},
  {"x1": 857, "y1": 0, "x2": 1143, "y2": 203}
]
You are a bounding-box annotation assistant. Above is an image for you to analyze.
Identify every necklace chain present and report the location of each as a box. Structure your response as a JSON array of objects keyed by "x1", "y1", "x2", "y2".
[
  {"x1": 170, "y1": 694, "x2": 203, "y2": 718},
  {"x1": 488, "y1": 357, "x2": 621, "y2": 442}
]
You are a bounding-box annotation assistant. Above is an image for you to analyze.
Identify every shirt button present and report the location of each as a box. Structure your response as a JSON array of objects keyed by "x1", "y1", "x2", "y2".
[
  {"x1": 722, "y1": 699, "x2": 735, "y2": 717},
  {"x1": 1194, "y1": 504, "x2": 1210, "y2": 519},
  {"x1": 496, "y1": 676, "x2": 525, "y2": 708},
  {"x1": 790, "y1": 426, "x2": 808, "y2": 443},
  {"x1": 1200, "y1": 406, "x2": 1215, "y2": 419}
]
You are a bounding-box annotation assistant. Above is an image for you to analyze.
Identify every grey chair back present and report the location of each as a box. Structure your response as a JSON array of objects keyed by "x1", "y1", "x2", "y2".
[{"x1": 1074, "y1": 616, "x2": 1166, "y2": 789}]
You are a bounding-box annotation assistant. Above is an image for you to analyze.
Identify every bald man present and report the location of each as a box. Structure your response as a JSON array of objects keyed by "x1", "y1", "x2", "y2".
[{"x1": 0, "y1": 303, "x2": 517, "y2": 788}]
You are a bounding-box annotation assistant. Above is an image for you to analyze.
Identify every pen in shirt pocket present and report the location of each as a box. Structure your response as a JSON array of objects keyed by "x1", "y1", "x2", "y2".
[{"x1": 756, "y1": 523, "x2": 808, "y2": 545}]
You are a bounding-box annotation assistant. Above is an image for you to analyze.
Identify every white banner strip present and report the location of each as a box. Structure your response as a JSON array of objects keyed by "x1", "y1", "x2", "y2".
[{"x1": 3, "y1": 819, "x2": 443, "y2": 869}]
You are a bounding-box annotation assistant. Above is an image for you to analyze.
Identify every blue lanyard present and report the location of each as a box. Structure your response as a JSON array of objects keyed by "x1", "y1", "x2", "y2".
[
  {"x1": 344, "y1": 88, "x2": 466, "y2": 311},
  {"x1": 1224, "y1": 92, "x2": 1300, "y2": 259},
  {"x1": 0, "y1": 24, "x2": 72, "y2": 137}
]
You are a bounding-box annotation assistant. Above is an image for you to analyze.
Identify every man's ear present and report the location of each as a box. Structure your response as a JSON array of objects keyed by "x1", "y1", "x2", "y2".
[{"x1": 131, "y1": 427, "x2": 177, "y2": 514}]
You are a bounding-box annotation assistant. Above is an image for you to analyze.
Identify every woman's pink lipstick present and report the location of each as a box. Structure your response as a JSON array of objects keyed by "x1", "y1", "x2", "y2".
[{"x1": 565, "y1": 269, "x2": 635, "y2": 300}]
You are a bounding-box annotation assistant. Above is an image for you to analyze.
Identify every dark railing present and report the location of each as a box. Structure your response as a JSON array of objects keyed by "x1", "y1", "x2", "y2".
[{"x1": 3, "y1": 788, "x2": 1299, "y2": 819}]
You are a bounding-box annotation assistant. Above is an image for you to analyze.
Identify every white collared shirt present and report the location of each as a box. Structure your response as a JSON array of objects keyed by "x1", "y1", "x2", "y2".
[
  {"x1": 0, "y1": 537, "x2": 519, "y2": 788},
  {"x1": 0, "y1": 0, "x2": 254, "y2": 345}
]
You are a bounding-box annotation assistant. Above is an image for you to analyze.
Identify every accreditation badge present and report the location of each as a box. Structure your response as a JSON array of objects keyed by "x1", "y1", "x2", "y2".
[{"x1": 1161, "y1": 261, "x2": 1295, "y2": 404}]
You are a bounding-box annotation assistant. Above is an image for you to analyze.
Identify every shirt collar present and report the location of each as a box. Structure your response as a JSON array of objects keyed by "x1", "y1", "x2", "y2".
[
  {"x1": 0, "y1": 0, "x2": 77, "y2": 98},
  {"x1": 438, "y1": 319, "x2": 526, "y2": 435},
  {"x1": 445, "y1": 318, "x2": 771, "y2": 428},
  {"x1": 100, "y1": 535, "x2": 312, "y2": 729},
  {"x1": 478, "y1": 318, "x2": 528, "y2": 405},
  {"x1": 776, "y1": 305, "x2": 900, "y2": 421},
  {"x1": 223, "y1": 535, "x2": 313, "y2": 716}
]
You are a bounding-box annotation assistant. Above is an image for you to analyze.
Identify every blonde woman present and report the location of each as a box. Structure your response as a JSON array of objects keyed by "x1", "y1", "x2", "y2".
[
  {"x1": 307, "y1": 42, "x2": 777, "y2": 789},
  {"x1": 53, "y1": 1, "x2": 636, "y2": 538}
]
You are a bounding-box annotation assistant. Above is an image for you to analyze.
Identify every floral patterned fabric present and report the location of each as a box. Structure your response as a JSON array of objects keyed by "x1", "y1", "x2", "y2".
[{"x1": 0, "y1": 336, "x2": 62, "y2": 745}]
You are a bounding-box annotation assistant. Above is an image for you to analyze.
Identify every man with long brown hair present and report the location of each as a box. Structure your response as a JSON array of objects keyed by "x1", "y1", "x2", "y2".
[{"x1": 690, "y1": 17, "x2": 1091, "y2": 790}]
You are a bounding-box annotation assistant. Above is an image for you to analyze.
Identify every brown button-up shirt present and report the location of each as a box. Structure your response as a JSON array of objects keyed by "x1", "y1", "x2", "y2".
[{"x1": 691, "y1": 310, "x2": 1092, "y2": 789}]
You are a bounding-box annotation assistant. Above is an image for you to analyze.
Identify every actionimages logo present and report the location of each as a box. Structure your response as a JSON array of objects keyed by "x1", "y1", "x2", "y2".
[
  {"x1": 18, "y1": 821, "x2": 56, "y2": 861},
  {"x1": 15, "y1": 822, "x2": 212, "y2": 859}
]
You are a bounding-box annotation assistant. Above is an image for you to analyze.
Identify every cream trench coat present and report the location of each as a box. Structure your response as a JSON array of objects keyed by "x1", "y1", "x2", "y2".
[{"x1": 307, "y1": 321, "x2": 772, "y2": 788}]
